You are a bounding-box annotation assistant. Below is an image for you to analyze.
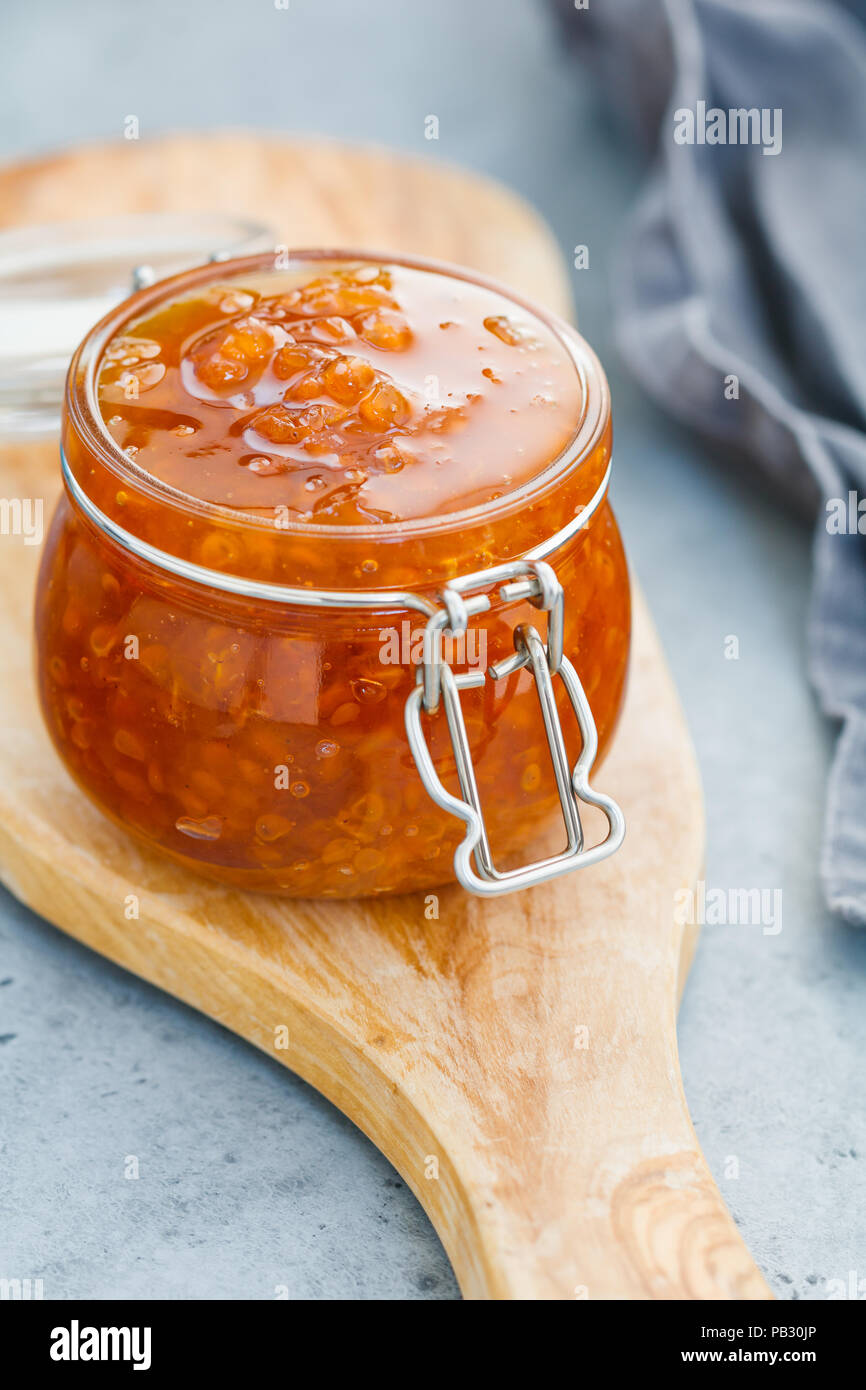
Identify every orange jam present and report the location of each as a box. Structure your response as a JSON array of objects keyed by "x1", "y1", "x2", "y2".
[
  {"x1": 36, "y1": 251, "x2": 630, "y2": 898},
  {"x1": 96, "y1": 261, "x2": 583, "y2": 526}
]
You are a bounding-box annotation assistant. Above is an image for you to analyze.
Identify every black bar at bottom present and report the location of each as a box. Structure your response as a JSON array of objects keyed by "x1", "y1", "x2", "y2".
[{"x1": 4, "y1": 1295, "x2": 859, "y2": 1373}]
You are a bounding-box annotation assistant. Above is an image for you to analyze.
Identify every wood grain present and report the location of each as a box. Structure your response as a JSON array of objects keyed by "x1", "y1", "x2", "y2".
[{"x1": 0, "y1": 134, "x2": 770, "y2": 1299}]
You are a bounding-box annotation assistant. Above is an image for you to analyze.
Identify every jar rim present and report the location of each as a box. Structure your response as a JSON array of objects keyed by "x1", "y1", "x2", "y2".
[
  {"x1": 59, "y1": 441, "x2": 612, "y2": 613},
  {"x1": 64, "y1": 247, "x2": 610, "y2": 548}
]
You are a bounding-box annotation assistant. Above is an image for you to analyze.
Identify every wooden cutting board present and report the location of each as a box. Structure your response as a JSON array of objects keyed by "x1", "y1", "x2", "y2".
[{"x1": 0, "y1": 134, "x2": 770, "y2": 1300}]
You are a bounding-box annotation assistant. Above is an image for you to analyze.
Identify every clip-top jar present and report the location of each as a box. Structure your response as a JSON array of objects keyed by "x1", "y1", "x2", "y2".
[{"x1": 35, "y1": 250, "x2": 630, "y2": 898}]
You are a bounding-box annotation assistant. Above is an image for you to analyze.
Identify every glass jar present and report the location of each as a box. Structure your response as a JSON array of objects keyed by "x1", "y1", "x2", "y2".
[{"x1": 34, "y1": 251, "x2": 630, "y2": 898}]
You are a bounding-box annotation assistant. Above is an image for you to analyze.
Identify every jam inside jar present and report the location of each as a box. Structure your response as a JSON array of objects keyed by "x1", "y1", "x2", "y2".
[{"x1": 35, "y1": 251, "x2": 630, "y2": 898}]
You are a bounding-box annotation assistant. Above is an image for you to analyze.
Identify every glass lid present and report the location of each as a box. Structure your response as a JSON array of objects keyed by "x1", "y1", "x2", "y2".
[{"x1": 0, "y1": 212, "x2": 274, "y2": 439}]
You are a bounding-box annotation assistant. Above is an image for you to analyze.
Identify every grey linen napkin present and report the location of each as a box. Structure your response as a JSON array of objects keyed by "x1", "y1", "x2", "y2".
[{"x1": 552, "y1": 0, "x2": 866, "y2": 924}]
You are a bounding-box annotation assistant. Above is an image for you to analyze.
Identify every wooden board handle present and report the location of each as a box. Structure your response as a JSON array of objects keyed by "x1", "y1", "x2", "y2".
[
  {"x1": 264, "y1": 909, "x2": 772, "y2": 1301},
  {"x1": 408, "y1": 1076, "x2": 771, "y2": 1300}
]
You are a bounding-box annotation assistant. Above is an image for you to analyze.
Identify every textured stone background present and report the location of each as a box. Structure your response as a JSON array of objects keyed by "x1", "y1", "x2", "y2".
[{"x1": 1, "y1": 0, "x2": 864, "y2": 1301}]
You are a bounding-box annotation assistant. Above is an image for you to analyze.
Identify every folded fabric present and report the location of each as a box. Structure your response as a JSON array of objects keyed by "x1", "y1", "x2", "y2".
[{"x1": 552, "y1": 0, "x2": 866, "y2": 923}]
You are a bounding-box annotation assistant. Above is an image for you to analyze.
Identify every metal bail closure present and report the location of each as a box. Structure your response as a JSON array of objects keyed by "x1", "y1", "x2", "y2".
[{"x1": 404, "y1": 559, "x2": 625, "y2": 897}]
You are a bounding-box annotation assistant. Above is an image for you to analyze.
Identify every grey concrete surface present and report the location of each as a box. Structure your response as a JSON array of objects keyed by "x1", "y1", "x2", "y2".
[{"x1": 1, "y1": 0, "x2": 864, "y2": 1301}]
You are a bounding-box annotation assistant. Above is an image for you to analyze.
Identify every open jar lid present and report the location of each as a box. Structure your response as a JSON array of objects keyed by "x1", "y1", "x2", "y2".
[{"x1": 0, "y1": 212, "x2": 273, "y2": 439}]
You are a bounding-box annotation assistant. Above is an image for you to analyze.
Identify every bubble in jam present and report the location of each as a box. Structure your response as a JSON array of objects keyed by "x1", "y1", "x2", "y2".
[
  {"x1": 175, "y1": 814, "x2": 224, "y2": 841},
  {"x1": 97, "y1": 259, "x2": 583, "y2": 526}
]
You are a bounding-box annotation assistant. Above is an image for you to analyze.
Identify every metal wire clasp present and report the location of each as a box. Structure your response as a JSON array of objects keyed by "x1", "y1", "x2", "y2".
[{"x1": 404, "y1": 558, "x2": 625, "y2": 896}]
